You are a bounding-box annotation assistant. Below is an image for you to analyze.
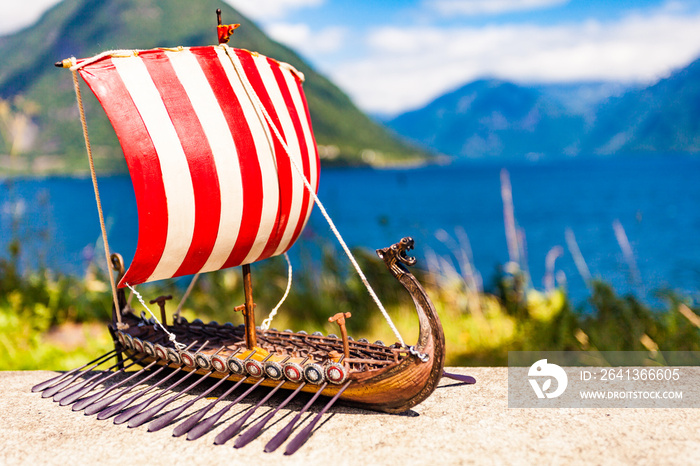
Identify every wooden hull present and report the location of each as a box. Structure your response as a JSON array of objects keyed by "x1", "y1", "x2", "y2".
[{"x1": 113, "y1": 237, "x2": 445, "y2": 413}]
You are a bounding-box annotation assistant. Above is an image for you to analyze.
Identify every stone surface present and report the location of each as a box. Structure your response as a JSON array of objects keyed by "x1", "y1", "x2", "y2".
[{"x1": 2, "y1": 368, "x2": 698, "y2": 465}]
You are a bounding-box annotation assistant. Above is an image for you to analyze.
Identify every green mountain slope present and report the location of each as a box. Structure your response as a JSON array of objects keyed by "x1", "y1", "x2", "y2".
[{"x1": 0, "y1": 0, "x2": 428, "y2": 172}]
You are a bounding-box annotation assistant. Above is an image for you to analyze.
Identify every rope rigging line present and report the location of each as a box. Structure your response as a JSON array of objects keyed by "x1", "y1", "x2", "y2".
[
  {"x1": 71, "y1": 64, "x2": 122, "y2": 325},
  {"x1": 125, "y1": 284, "x2": 185, "y2": 350},
  {"x1": 174, "y1": 273, "x2": 200, "y2": 324},
  {"x1": 261, "y1": 252, "x2": 292, "y2": 330},
  {"x1": 224, "y1": 45, "x2": 407, "y2": 348}
]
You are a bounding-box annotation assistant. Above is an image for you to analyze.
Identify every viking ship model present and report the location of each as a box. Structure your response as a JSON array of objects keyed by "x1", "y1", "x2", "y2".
[{"x1": 32, "y1": 10, "x2": 474, "y2": 454}]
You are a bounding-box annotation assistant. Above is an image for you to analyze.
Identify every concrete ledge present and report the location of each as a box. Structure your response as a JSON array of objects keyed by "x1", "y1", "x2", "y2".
[{"x1": 1, "y1": 369, "x2": 697, "y2": 465}]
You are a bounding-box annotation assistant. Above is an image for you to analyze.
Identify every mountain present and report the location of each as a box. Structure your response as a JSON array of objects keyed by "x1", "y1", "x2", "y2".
[
  {"x1": 387, "y1": 79, "x2": 591, "y2": 161},
  {"x1": 587, "y1": 57, "x2": 700, "y2": 155},
  {"x1": 0, "y1": 0, "x2": 428, "y2": 173},
  {"x1": 387, "y1": 60, "x2": 700, "y2": 160}
]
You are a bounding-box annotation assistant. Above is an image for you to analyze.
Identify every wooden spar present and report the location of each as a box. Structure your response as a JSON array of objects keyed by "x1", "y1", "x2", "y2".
[
  {"x1": 329, "y1": 312, "x2": 352, "y2": 360},
  {"x1": 242, "y1": 264, "x2": 257, "y2": 348},
  {"x1": 149, "y1": 295, "x2": 172, "y2": 326}
]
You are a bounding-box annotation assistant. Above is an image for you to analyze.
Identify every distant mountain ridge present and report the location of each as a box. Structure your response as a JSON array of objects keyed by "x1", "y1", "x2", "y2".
[
  {"x1": 387, "y1": 58, "x2": 700, "y2": 160},
  {"x1": 0, "y1": 0, "x2": 427, "y2": 173}
]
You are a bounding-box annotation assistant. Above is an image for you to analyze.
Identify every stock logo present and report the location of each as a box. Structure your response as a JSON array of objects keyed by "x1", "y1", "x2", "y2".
[{"x1": 528, "y1": 359, "x2": 568, "y2": 399}]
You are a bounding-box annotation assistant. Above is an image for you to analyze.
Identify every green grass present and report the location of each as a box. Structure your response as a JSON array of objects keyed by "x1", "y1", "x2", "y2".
[{"x1": 1, "y1": 235, "x2": 698, "y2": 370}]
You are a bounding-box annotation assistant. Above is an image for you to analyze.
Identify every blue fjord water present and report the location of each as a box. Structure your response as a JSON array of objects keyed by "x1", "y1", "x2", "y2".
[{"x1": 1, "y1": 155, "x2": 699, "y2": 306}]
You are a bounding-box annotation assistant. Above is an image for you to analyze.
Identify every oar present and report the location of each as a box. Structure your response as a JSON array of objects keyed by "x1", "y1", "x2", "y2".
[
  {"x1": 147, "y1": 372, "x2": 231, "y2": 432},
  {"x1": 52, "y1": 354, "x2": 146, "y2": 403},
  {"x1": 442, "y1": 371, "x2": 476, "y2": 384},
  {"x1": 128, "y1": 370, "x2": 215, "y2": 428},
  {"x1": 85, "y1": 363, "x2": 168, "y2": 416},
  {"x1": 50, "y1": 354, "x2": 142, "y2": 402},
  {"x1": 57, "y1": 355, "x2": 149, "y2": 406},
  {"x1": 184, "y1": 377, "x2": 266, "y2": 440},
  {"x1": 284, "y1": 380, "x2": 352, "y2": 455},
  {"x1": 72, "y1": 359, "x2": 160, "y2": 411},
  {"x1": 40, "y1": 351, "x2": 116, "y2": 398},
  {"x1": 264, "y1": 382, "x2": 329, "y2": 453},
  {"x1": 114, "y1": 369, "x2": 198, "y2": 425},
  {"x1": 96, "y1": 366, "x2": 183, "y2": 420},
  {"x1": 231, "y1": 383, "x2": 306, "y2": 448},
  {"x1": 165, "y1": 347, "x2": 253, "y2": 434},
  {"x1": 31, "y1": 349, "x2": 116, "y2": 393},
  {"x1": 90, "y1": 339, "x2": 202, "y2": 416},
  {"x1": 172, "y1": 375, "x2": 250, "y2": 438},
  {"x1": 209, "y1": 379, "x2": 286, "y2": 444}
]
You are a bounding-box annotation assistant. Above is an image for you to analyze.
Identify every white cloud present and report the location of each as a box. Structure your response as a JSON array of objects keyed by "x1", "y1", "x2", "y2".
[
  {"x1": 224, "y1": 0, "x2": 324, "y2": 20},
  {"x1": 266, "y1": 23, "x2": 347, "y2": 55},
  {"x1": 331, "y1": 10, "x2": 700, "y2": 113},
  {"x1": 0, "y1": 0, "x2": 61, "y2": 35},
  {"x1": 429, "y1": 0, "x2": 569, "y2": 16}
]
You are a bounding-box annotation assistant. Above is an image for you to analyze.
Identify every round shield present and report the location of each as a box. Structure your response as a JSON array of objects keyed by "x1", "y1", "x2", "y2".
[
  {"x1": 227, "y1": 356, "x2": 245, "y2": 374},
  {"x1": 245, "y1": 359, "x2": 264, "y2": 378},
  {"x1": 143, "y1": 340, "x2": 156, "y2": 357},
  {"x1": 166, "y1": 347, "x2": 181, "y2": 365},
  {"x1": 211, "y1": 355, "x2": 228, "y2": 373},
  {"x1": 283, "y1": 362, "x2": 304, "y2": 383},
  {"x1": 180, "y1": 351, "x2": 196, "y2": 368},
  {"x1": 124, "y1": 333, "x2": 134, "y2": 350},
  {"x1": 324, "y1": 362, "x2": 348, "y2": 384},
  {"x1": 155, "y1": 344, "x2": 168, "y2": 360},
  {"x1": 132, "y1": 337, "x2": 144, "y2": 353},
  {"x1": 116, "y1": 331, "x2": 126, "y2": 347},
  {"x1": 194, "y1": 352, "x2": 211, "y2": 370},
  {"x1": 303, "y1": 363, "x2": 325, "y2": 384},
  {"x1": 264, "y1": 361, "x2": 284, "y2": 380}
]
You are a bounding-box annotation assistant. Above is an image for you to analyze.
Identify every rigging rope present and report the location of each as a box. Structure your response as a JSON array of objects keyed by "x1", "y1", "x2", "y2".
[
  {"x1": 174, "y1": 273, "x2": 200, "y2": 324},
  {"x1": 261, "y1": 252, "x2": 292, "y2": 330},
  {"x1": 71, "y1": 63, "x2": 122, "y2": 325},
  {"x1": 224, "y1": 45, "x2": 407, "y2": 348},
  {"x1": 126, "y1": 284, "x2": 185, "y2": 350}
]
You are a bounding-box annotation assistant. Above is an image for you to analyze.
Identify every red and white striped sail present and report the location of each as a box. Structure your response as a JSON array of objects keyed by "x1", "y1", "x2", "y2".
[{"x1": 76, "y1": 46, "x2": 320, "y2": 287}]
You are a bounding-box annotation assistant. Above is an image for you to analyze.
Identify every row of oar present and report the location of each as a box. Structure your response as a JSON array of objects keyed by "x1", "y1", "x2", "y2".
[{"x1": 31, "y1": 349, "x2": 352, "y2": 455}]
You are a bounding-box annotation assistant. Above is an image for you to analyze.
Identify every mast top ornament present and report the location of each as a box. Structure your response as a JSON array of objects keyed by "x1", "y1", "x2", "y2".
[{"x1": 216, "y1": 8, "x2": 239, "y2": 44}]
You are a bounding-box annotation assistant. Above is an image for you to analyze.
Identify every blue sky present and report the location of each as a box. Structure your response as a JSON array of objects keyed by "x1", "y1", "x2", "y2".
[{"x1": 10, "y1": 1, "x2": 700, "y2": 114}]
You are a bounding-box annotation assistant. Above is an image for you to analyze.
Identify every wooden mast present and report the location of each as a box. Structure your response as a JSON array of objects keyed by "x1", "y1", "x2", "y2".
[{"x1": 242, "y1": 264, "x2": 257, "y2": 348}]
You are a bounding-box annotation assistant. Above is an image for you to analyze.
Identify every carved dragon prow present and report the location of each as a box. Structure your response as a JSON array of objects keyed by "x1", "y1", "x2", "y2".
[{"x1": 377, "y1": 237, "x2": 476, "y2": 392}]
